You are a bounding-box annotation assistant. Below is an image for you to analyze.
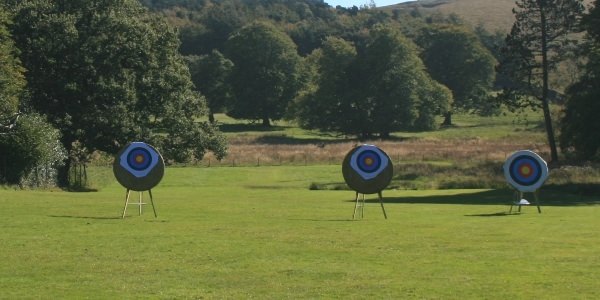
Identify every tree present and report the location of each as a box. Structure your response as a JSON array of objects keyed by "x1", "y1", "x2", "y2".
[
  {"x1": 295, "y1": 27, "x2": 452, "y2": 138},
  {"x1": 293, "y1": 36, "x2": 358, "y2": 134},
  {"x1": 418, "y1": 25, "x2": 497, "y2": 125},
  {"x1": 9, "y1": 0, "x2": 226, "y2": 186},
  {"x1": 560, "y1": 0, "x2": 600, "y2": 160},
  {"x1": 185, "y1": 50, "x2": 233, "y2": 123},
  {"x1": 497, "y1": 0, "x2": 585, "y2": 162},
  {"x1": 0, "y1": 113, "x2": 67, "y2": 186},
  {"x1": 0, "y1": 9, "x2": 24, "y2": 123},
  {"x1": 357, "y1": 26, "x2": 452, "y2": 136},
  {"x1": 224, "y1": 21, "x2": 304, "y2": 126}
]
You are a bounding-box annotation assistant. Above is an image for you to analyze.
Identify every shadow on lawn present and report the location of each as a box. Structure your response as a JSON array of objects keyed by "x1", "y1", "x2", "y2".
[
  {"x1": 353, "y1": 187, "x2": 600, "y2": 207},
  {"x1": 49, "y1": 215, "x2": 122, "y2": 220},
  {"x1": 219, "y1": 123, "x2": 290, "y2": 133}
]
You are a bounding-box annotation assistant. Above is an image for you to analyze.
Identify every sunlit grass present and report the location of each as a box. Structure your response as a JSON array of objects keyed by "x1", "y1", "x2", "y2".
[{"x1": 1, "y1": 166, "x2": 600, "y2": 298}]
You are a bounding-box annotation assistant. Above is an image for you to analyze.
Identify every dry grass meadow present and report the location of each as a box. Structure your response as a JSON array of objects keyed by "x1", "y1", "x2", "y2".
[{"x1": 387, "y1": 0, "x2": 595, "y2": 32}]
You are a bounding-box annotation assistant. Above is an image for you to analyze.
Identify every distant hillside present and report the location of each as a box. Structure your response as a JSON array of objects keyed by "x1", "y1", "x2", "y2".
[{"x1": 386, "y1": 0, "x2": 594, "y2": 33}]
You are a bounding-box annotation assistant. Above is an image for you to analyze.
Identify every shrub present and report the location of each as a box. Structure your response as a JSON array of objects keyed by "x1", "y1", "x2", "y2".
[{"x1": 0, "y1": 113, "x2": 67, "y2": 187}]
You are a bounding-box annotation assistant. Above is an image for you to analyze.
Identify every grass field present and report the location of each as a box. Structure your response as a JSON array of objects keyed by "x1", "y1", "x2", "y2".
[
  {"x1": 2, "y1": 109, "x2": 599, "y2": 298},
  {"x1": 2, "y1": 166, "x2": 600, "y2": 298}
]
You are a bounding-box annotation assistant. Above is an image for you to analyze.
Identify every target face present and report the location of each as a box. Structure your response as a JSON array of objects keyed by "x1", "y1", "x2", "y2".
[
  {"x1": 342, "y1": 145, "x2": 393, "y2": 194},
  {"x1": 503, "y1": 150, "x2": 548, "y2": 192},
  {"x1": 350, "y1": 146, "x2": 389, "y2": 180},
  {"x1": 113, "y1": 142, "x2": 164, "y2": 191}
]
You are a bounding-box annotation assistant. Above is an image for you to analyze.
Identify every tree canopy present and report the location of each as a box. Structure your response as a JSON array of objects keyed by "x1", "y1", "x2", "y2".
[
  {"x1": 295, "y1": 26, "x2": 452, "y2": 138},
  {"x1": 185, "y1": 50, "x2": 233, "y2": 123},
  {"x1": 0, "y1": 9, "x2": 24, "y2": 122},
  {"x1": 497, "y1": 0, "x2": 585, "y2": 162},
  {"x1": 560, "y1": 0, "x2": 600, "y2": 160},
  {"x1": 8, "y1": 0, "x2": 227, "y2": 185},
  {"x1": 417, "y1": 25, "x2": 497, "y2": 125},
  {"x1": 224, "y1": 22, "x2": 304, "y2": 126}
]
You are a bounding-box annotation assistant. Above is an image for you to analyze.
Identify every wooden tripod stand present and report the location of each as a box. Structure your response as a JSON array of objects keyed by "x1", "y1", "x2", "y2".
[
  {"x1": 122, "y1": 189, "x2": 157, "y2": 218},
  {"x1": 353, "y1": 191, "x2": 388, "y2": 219}
]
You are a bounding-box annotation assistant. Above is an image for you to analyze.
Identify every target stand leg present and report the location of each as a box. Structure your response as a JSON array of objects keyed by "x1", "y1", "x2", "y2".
[
  {"x1": 352, "y1": 192, "x2": 365, "y2": 220},
  {"x1": 534, "y1": 190, "x2": 542, "y2": 214},
  {"x1": 353, "y1": 192, "x2": 359, "y2": 219},
  {"x1": 122, "y1": 189, "x2": 157, "y2": 218},
  {"x1": 148, "y1": 189, "x2": 157, "y2": 218},
  {"x1": 518, "y1": 192, "x2": 523, "y2": 213},
  {"x1": 509, "y1": 191, "x2": 515, "y2": 213},
  {"x1": 509, "y1": 190, "x2": 524, "y2": 214},
  {"x1": 122, "y1": 189, "x2": 131, "y2": 219},
  {"x1": 138, "y1": 191, "x2": 143, "y2": 216},
  {"x1": 378, "y1": 191, "x2": 388, "y2": 219},
  {"x1": 361, "y1": 194, "x2": 365, "y2": 219}
]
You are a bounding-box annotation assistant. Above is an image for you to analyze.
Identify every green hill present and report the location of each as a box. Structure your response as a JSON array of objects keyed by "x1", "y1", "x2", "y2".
[{"x1": 386, "y1": 0, "x2": 593, "y2": 33}]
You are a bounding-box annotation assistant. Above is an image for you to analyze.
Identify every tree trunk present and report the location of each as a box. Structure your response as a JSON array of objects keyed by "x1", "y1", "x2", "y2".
[
  {"x1": 57, "y1": 158, "x2": 71, "y2": 188},
  {"x1": 208, "y1": 112, "x2": 215, "y2": 123},
  {"x1": 442, "y1": 112, "x2": 453, "y2": 126},
  {"x1": 380, "y1": 132, "x2": 390, "y2": 139},
  {"x1": 262, "y1": 117, "x2": 271, "y2": 127},
  {"x1": 540, "y1": 6, "x2": 559, "y2": 163}
]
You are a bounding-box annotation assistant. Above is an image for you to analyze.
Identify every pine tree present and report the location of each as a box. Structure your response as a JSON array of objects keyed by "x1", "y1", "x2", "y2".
[{"x1": 497, "y1": 0, "x2": 584, "y2": 162}]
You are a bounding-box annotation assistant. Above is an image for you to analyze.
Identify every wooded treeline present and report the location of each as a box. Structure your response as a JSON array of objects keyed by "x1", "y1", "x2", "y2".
[{"x1": 0, "y1": 0, "x2": 599, "y2": 187}]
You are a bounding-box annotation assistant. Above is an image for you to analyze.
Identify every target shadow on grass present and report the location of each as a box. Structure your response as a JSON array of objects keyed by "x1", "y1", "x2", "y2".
[
  {"x1": 367, "y1": 188, "x2": 600, "y2": 207},
  {"x1": 49, "y1": 215, "x2": 122, "y2": 220}
]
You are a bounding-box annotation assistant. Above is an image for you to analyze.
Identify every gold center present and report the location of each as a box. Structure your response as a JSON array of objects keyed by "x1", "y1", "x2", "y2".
[{"x1": 135, "y1": 155, "x2": 145, "y2": 163}]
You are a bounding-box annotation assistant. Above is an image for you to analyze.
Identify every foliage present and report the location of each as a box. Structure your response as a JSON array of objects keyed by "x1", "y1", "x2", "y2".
[
  {"x1": 150, "y1": 0, "x2": 339, "y2": 56},
  {"x1": 292, "y1": 36, "x2": 357, "y2": 134},
  {"x1": 7, "y1": 0, "x2": 227, "y2": 185},
  {"x1": 0, "y1": 113, "x2": 66, "y2": 186},
  {"x1": 185, "y1": 50, "x2": 233, "y2": 123},
  {"x1": 496, "y1": 0, "x2": 585, "y2": 162},
  {"x1": 417, "y1": 24, "x2": 497, "y2": 125},
  {"x1": 0, "y1": 9, "x2": 24, "y2": 121},
  {"x1": 295, "y1": 26, "x2": 452, "y2": 138},
  {"x1": 224, "y1": 21, "x2": 304, "y2": 126},
  {"x1": 560, "y1": 0, "x2": 600, "y2": 160}
]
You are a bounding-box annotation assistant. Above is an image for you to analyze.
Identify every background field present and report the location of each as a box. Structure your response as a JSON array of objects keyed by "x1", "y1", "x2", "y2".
[
  {"x1": 1, "y1": 166, "x2": 600, "y2": 298},
  {"x1": 2, "y1": 109, "x2": 600, "y2": 298}
]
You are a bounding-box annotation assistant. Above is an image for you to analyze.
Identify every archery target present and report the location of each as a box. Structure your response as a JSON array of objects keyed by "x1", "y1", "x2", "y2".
[
  {"x1": 503, "y1": 150, "x2": 548, "y2": 192},
  {"x1": 113, "y1": 142, "x2": 164, "y2": 191},
  {"x1": 342, "y1": 145, "x2": 393, "y2": 194},
  {"x1": 350, "y1": 146, "x2": 389, "y2": 180}
]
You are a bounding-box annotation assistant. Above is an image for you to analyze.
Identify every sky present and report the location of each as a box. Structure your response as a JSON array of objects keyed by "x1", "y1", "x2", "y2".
[{"x1": 325, "y1": 0, "x2": 412, "y2": 8}]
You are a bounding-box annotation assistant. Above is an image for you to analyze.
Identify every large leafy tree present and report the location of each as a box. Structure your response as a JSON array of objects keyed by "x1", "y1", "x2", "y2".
[
  {"x1": 560, "y1": 0, "x2": 600, "y2": 160},
  {"x1": 293, "y1": 36, "x2": 358, "y2": 134},
  {"x1": 185, "y1": 50, "x2": 233, "y2": 123},
  {"x1": 224, "y1": 21, "x2": 304, "y2": 126},
  {"x1": 0, "y1": 9, "x2": 66, "y2": 186},
  {"x1": 0, "y1": 9, "x2": 24, "y2": 123},
  {"x1": 295, "y1": 27, "x2": 452, "y2": 138},
  {"x1": 356, "y1": 26, "x2": 452, "y2": 137},
  {"x1": 497, "y1": 0, "x2": 585, "y2": 162},
  {"x1": 8, "y1": 0, "x2": 226, "y2": 185},
  {"x1": 418, "y1": 25, "x2": 497, "y2": 126}
]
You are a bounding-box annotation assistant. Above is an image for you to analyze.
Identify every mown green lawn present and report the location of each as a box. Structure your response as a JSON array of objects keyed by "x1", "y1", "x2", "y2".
[{"x1": 1, "y1": 166, "x2": 599, "y2": 298}]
